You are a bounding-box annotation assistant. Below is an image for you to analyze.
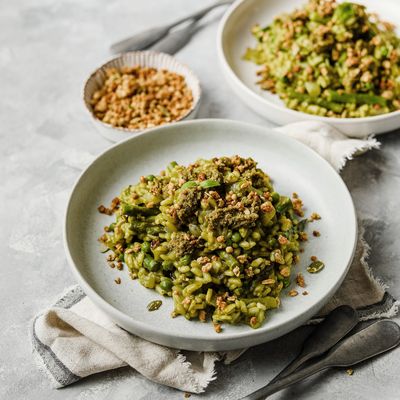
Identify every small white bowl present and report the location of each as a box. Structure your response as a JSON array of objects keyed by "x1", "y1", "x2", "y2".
[
  {"x1": 83, "y1": 51, "x2": 201, "y2": 142},
  {"x1": 217, "y1": 0, "x2": 400, "y2": 138}
]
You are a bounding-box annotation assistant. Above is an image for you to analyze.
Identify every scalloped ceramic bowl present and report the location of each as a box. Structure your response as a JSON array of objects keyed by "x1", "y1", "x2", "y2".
[
  {"x1": 64, "y1": 119, "x2": 357, "y2": 351},
  {"x1": 83, "y1": 51, "x2": 201, "y2": 142},
  {"x1": 217, "y1": 0, "x2": 400, "y2": 137}
]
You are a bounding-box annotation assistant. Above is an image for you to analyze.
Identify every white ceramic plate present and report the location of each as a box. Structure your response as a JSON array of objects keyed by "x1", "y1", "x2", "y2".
[
  {"x1": 64, "y1": 119, "x2": 357, "y2": 351},
  {"x1": 217, "y1": 0, "x2": 400, "y2": 137},
  {"x1": 83, "y1": 51, "x2": 201, "y2": 142}
]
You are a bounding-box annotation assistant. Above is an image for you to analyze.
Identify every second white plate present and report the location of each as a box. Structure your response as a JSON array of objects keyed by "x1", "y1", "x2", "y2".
[{"x1": 217, "y1": 0, "x2": 400, "y2": 137}]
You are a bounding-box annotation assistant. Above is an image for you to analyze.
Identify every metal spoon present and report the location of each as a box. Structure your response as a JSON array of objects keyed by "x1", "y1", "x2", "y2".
[
  {"x1": 242, "y1": 320, "x2": 400, "y2": 400},
  {"x1": 110, "y1": 0, "x2": 232, "y2": 54},
  {"x1": 268, "y1": 305, "x2": 358, "y2": 385},
  {"x1": 149, "y1": 20, "x2": 201, "y2": 55}
]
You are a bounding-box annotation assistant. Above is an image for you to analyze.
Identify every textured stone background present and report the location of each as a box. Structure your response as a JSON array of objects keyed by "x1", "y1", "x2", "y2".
[{"x1": 1, "y1": 0, "x2": 400, "y2": 398}]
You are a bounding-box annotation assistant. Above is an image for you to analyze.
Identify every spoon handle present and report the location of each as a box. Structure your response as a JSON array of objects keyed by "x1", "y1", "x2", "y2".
[
  {"x1": 268, "y1": 305, "x2": 358, "y2": 384},
  {"x1": 242, "y1": 359, "x2": 329, "y2": 400},
  {"x1": 243, "y1": 320, "x2": 400, "y2": 400},
  {"x1": 110, "y1": 0, "x2": 232, "y2": 53},
  {"x1": 149, "y1": 21, "x2": 199, "y2": 54}
]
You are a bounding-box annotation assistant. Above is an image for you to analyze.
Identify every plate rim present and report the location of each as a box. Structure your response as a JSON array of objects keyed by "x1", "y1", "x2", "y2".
[
  {"x1": 216, "y1": 0, "x2": 400, "y2": 125},
  {"x1": 64, "y1": 118, "x2": 358, "y2": 349}
]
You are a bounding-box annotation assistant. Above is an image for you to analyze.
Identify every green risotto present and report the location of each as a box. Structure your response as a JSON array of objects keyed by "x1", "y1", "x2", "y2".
[
  {"x1": 244, "y1": 0, "x2": 400, "y2": 118},
  {"x1": 99, "y1": 156, "x2": 309, "y2": 330}
]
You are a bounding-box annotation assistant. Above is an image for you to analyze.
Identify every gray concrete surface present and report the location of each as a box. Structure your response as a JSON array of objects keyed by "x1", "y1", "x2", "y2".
[{"x1": 1, "y1": 0, "x2": 400, "y2": 399}]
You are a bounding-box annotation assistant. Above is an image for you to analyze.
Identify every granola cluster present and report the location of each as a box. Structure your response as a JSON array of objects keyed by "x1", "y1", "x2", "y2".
[{"x1": 90, "y1": 66, "x2": 193, "y2": 130}]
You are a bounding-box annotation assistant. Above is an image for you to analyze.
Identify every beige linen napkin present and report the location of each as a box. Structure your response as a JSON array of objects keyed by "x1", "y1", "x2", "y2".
[{"x1": 31, "y1": 121, "x2": 398, "y2": 393}]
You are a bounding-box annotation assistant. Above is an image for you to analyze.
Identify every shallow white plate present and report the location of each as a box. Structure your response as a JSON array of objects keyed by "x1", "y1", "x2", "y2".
[
  {"x1": 217, "y1": 0, "x2": 400, "y2": 137},
  {"x1": 64, "y1": 119, "x2": 357, "y2": 351}
]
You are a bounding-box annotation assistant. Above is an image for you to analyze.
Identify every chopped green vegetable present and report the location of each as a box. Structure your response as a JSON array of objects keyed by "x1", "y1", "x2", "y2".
[
  {"x1": 307, "y1": 260, "x2": 325, "y2": 273},
  {"x1": 199, "y1": 179, "x2": 220, "y2": 189},
  {"x1": 147, "y1": 300, "x2": 162, "y2": 311},
  {"x1": 181, "y1": 181, "x2": 198, "y2": 189}
]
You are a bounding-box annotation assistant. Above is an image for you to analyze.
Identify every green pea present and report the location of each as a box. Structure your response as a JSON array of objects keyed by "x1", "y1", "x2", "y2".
[
  {"x1": 118, "y1": 253, "x2": 124, "y2": 262},
  {"x1": 162, "y1": 260, "x2": 174, "y2": 271},
  {"x1": 232, "y1": 232, "x2": 242, "y2": 243},
  {"x1": 146, "y1": 174, "x2": 155, "y2": 181},
  {"x1": 268, "y1": 238, "x2": 277, "y2": 248},
  {"x1": 252, "y1": 231, "x2": 261, "y2": 241},
  {"x1": 160, "y1": 278, "x2": 173, "y2": 292},
  {"x1": 271, "y1": 192, "x2": 280, "y2": 204},
  {"x1": 108, "y1": 223, "x2": 116, "y2": 231},
  {"x1": 141, "y1": 241, "x2": 151, "y2": 253},
  {"x1": 144, "y1": 255, "x2": 159, "y2": 271},
  {"x1": 180, "y1": 255, "x2": 191, "y2": 266}
]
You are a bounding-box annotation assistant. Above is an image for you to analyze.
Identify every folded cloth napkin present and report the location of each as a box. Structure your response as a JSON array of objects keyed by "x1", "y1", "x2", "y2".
[{"x1": 31, "y1": 121, "x2": 398, "y2": 393}]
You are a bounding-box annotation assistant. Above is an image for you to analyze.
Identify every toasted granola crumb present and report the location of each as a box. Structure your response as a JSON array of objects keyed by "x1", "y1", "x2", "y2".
[
  {"x1": 98, "y1": 205, "x2": 112, "y2": 215},
  {"x1": 346, "y1": 368, "x2": 354, "y2": 376},
  {"x1": 182, "y1": 297, "x2": 191, "y2": 305},
  {"x1": 107, "y1": 254, "x2": 116, "y2": 262},
  {"x1": 296, "y1": 273, "x2": 306, "y2": 288},
  {"x1": 199, "y1": 310, "x2": 207, "y2": 322},
  {"x1": 216, "y1": 235, "x2": 225, "y2": 243},
  {"x1": 278, "y1": 235, "x2": 289, "y2": 245},
  {"x1": 280, "y1": 267, "x2": 291, "y2": 277},
  {"x1": 184, "y1": 393, "x2": 192, "y2": 398},
  {"x1": 116, "y1": 262, "x2": 123, "y2": 270},
  {"x1": 288, "y1": 290, "x2": 298, "y2": 297},
  {"x1": 110, "y1": 197, "x2": 120, "y2": 211},
  {"x1": 214, "y1": 323, "x2": 222, "y2": 333},
  {"x1": 302, "y1": 290, "x2": 309, "y2": 296},
  {"x1": 202, "y1": 263, "x2": 213, "y2": 273},
  {"x1": 109, "y1": 262, "x2": 116, "y2": 269},
  {"x1": 114, "y1": 277, "x2": 121, "y2": 284},
  {"x1": 310, "y1": 212, "x2": 321, "y2": 221},
  {"x1": 216, "y1": 296, "x2": 227, "y2": 310},
  {"x1": 129, "y1": 272, "x2": 137, "y2": 280},
  {"x1": 313, "y1": 230, "x2": 321, "y2": 237},
  {"x1": 237, "y1": 254, "x2": 248, "y2": 264},
  {"x1": 299, "y1": 232, "x2": 308, "y2": 241},
  {"x1": 250, "y1": 316, "x2": 258, "y2": 326},
  {"x1": 225, "y1": 246, "x2": 234, "y2": 254},
  {"x1": 311, "y1": 255, "x2": 318, "y2": 262},
  {"x1": 292, "y1": 198, "x2": 304, "y2": 217}
]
